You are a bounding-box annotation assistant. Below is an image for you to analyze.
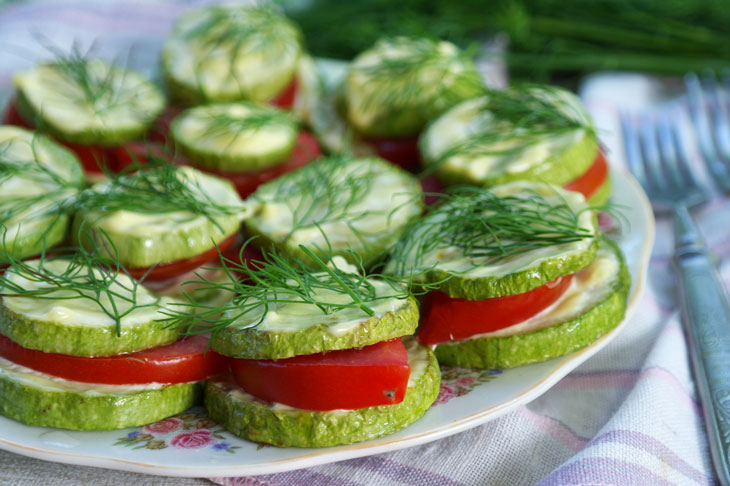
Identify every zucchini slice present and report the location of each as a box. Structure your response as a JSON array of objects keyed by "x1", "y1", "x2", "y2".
[
  {"x1": 171, "y1": 102, "x2": 298, "y2": 172},
  {"x1": 205, "y1": 339, "x2": 440, "y2": 447},
  {"x1": 162, "y1": 5, "x2": 303, "y2": 106},
  {"x1": 0, "y1": 357, "x2": 199, "y2": 430},
  {"x1": 420, "y1": 86, "x2": 598, "y2": 188},
  {"x1": 212, "y1": 263, "x2": 419, "y2": 359},
  {"x1": 345, "y1": 37, "x2": 484, "y2": 138},
  {"x1": 433, "y1": 238, "x2": 629, "y2": 369},
  {"x1": 13, "y1": 60, "x2": 165, "y2": 146},
  {"x1": 73, "y1": 167, "x2": 246, "y2": 269},
  {"x1": 245, "y1": 156, "x2": 422, "y2": 268},
  {"x1": 0, "y1": 126, "x2": 83, "y2": 263},
  {"x1": 0, "y1": 259, "x2": 181, "y2": 356},
  {"x1": 387, "y1": 181, "x2": 598, "y2": 300}
]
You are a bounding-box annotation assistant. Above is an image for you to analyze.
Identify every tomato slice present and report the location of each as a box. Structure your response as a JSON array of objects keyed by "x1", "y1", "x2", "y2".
[
  {"x1": 2, "y1": 98, "x2": 31, "y2": 128},
  {"x1": 362, "y1": 135, "x2": 420, "y2": 171},
  {"x1": 231, "y1": 338, "x2": 411, "y2": 411},
  {"x1": 0, "y1": 334, "x2": 228, "y2": 385},
  {"x1": 197, "y1": 131, "x2": 321, "y2": 198},
  {"x1": 564, "y1": 152, "x2": 608, "y2": 201},
  {"x1": 418, "y1": 275, "x2": 574, "y2": 345},
  {"x1": 270, "y1": 77, "x2": 298, "y2": 109},
  {"x1": 419, "y1": 174, "x2": 446, "y2": 206},
  {"x1": 126, "y1": 233, "x2": 238, "y2": 281}
]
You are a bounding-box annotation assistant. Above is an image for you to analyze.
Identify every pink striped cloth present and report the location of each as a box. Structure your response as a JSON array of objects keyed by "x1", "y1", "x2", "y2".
[{"x1": 1, "y1": 2, "x2": 728, "y2": 485}]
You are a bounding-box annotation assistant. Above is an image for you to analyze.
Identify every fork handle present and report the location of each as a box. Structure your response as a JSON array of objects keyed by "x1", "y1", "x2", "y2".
[{"x1": 674, "y1": 205, "x2": 730, "y2": 486}]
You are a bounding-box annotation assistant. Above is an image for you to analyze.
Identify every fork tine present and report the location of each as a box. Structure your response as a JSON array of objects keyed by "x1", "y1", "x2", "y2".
[
  {"x1": 620, "y1": 110, "x2": 648, "y2": 189},
  {"x1": 686, "y1": 73, "x2": 730, "y2": 183},
  {"x1": 668, "y1": 119, "x2": 702, "y2": 192},
  {"x1": 656, "y1": 113, "x2": 685, "y2": 192},
  {"x1": 703, "y1": 73, "x2": 730, "y2": 170},
  {"x1": 639, "y1": 112, "x2": 666, "y2": 195}
]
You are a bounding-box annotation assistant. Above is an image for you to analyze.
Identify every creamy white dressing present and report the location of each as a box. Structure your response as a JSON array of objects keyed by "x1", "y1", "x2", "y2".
[
  {"x1": 218, "y1": 337, "x2": 429, "y2": 411},
  {"x1": 2, "y1": 260, "x2": 178, "y2": 328},
  {"x1": 13, "y1": 61, "x2": 164, "y2": 136},
  {"x1": 175, "y1": 103, "x2": 296, "y2": 160},
  {"x1": 458, "y1": 245, "x2": 620, "y2": 341},
  {"x1": 164, "y1": 6, "x2": 301, "y2": 102},
  {"x1": 83, "y1": 166, "x2": 247, "y2": 238},
  {"x1": 249, "y1": 159, "x2": 418, "y2": 250},
  {"x1": 422, "y1": 89, "x2": 591, "y2": 180},
  {"x1": 0, "y1": 356, "x2": 169, "y2": 395},
  {"x1": 404, "y1": 182, "x2": 595, "y2": 277}
]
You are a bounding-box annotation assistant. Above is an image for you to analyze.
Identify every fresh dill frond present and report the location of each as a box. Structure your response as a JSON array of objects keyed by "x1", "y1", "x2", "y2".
[
  {"x1": 431, "y1": 84, "x2": 595, "y2": 169},
  {"x1": 161, "y1": 239, "x2": 417, "y2": 338},
  {"x1": 387, "y1": 184, "x2": 595, "y2": 277},
  {"x1": 0, "y1": 233, "x2": 160, "y2": 337}
]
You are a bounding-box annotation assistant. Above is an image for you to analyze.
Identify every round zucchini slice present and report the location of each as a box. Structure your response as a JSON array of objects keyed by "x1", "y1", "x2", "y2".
[
  {"x1": 245, "y1": 156, "x2": 422, "y2": 268},
  {"x1": 162, "y1": 5, "x2": 303, "y2": 106},
  {"x1": 420, "y1": 86, "x2": 598, "y2": 188},
  {"x1": 0, "y1": 126, "x2": 83, "y2": 263},
  {"x1": 0, "y1": 259, "x2": 182, "y2": 356},
  {"x1": 387, "y1": 181, "x2": 598, "y2": 300},
  {"x1": 73, "y1": 167, "x2": 246, "y2": 269},
  {"x1": 205, "y1": 339, "x2": 440, "y2": 447},
  {"x1": 434, "y1": 238, "x2": 630, "y2": 369},
  {"x1": 345, "y1": 37, "x2": 484, "y2": 138},
  {"x1": 212, "y1": 268, "x2": 419, "y2": 359},
  {"x1": 13, "y1": 60, "x2": 165, "y2": 146},
  {"x1": 171, "y1": 102, "x2": 298, "y2": 172},
  {"x1": 0, "y1": 357, "x2": 199, "y2": 430}
]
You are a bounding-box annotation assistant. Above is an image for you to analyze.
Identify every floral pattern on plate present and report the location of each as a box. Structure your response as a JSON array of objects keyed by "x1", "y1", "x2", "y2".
[
  {"x1": 435, "y1": 366, "x2": 502, "y2": 406},
  {"x1": 114, "y1": 407, "x2": 240, "y2": 453}
]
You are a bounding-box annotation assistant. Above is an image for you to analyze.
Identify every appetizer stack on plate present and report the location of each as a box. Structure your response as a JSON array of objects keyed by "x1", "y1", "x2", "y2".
[{"x1": 0, "y1": 3, "x2": 628, "y2": 448}]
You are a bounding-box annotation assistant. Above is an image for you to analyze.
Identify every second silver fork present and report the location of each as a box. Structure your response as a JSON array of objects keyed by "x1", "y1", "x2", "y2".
[{"x1": 621, "y1": 111, "x2": 730, "y2": 486}]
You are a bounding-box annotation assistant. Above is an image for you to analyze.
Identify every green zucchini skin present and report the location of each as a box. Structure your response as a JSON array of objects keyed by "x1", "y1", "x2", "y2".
[
  {"x1": 0, "y1": 360, "x2": 200, "y2": 431},
  {"x1": 205, "y1": 342, "x2": 440, "y2": 447},
  {"x1": 0, "y1": 303, "x2": 180, "y2": 357},
  {"x1": 433, "y1": 238, "x2": 630, "y2": 369},
  {"x1": 212, "y1": 296, "x2": 419, "y2": 360}
]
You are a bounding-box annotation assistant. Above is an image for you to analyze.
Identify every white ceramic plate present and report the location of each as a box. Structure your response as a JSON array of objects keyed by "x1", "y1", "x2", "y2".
[{"x1": 0, "y1": 167, "x2": 654, "y2": 477}]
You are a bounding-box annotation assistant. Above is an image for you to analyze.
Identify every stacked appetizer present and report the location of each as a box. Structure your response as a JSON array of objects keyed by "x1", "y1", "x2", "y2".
[
  {"x1": 387, "y1": 182, "x2": 629, "y2": 368},
  {"x1": 173, "y1": 254, "x2": 440, "y2": 447},
  {"x1": 244, "y1": 155, "x2": 423, "y2": 267},
  {"x1": 0, "y1": 252, "x2": 227, "y2": 430},
  {"x1": 71, "y1": 164, "x2": 247, "y2": 302},
  {"x1": 170, "y1": 102, "x2": 320, "y2": 198},
  {"x1": 0, "y1": 126, "x2": 83, "y2": 262},
  {"x1": 4, "y1": 53, "x2": 165, "y2": 174},
  {"x1": 420, "y1": 84, "x2": 611, "y2": 205},
  {"x1": 162, "y1": 5, "x2": 304, "y2": 109},
  {"x1": 313, "y1": 37, "x2": 484, "y2": 169}
]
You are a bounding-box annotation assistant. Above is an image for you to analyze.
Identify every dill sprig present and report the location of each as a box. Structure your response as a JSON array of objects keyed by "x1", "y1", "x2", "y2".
[
  {"x1": 74, "y1": 160, "x2": 243, "y2": 230},
  {"x1": 162, "y1": 240, "x2": 416, "y2": 337},
  {"x1": 431, "y1": 84, "x2": 595, "y2": 168},
  {"x1": 0, "y1": 234, "x2": 160, "y2": 337},
  {"x1": 387, "y1": 185, "x2": 595, "y2": 276}
]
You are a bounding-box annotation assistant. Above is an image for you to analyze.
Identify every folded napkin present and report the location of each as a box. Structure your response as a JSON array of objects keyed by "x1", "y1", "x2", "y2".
[{"x1": 1, "y1": 2, "x2": 729, "y2": 485}]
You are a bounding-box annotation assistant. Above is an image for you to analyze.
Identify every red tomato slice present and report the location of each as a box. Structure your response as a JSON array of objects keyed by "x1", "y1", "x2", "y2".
[
  {"x1": 126, "y1": 233, "x2": 238, "y2": 281},
  {"x1": 2, "y1": 98, "x2": 31, "y2": 128},
  {"x1": 197, "y1": 131, "x2": 321, "y2": 198},
  {"x1": 563, "y1": 152, "x2": 609, "y2": 201},
  {"x1": 231, "y1": 338, "x2": 411, "y2": 411},
  {"x1": 363, "y1": 135, "x2": 421, "y2": 171},
  {"x1": 270, "y1": 77, "x2": 298, "y2": 109},
  {"x1": 419, "y1": 275, "x2": 574, "y2": 345},
  {"x1": 0, "y1": 334, "x2": 228, "y2": 385},
  {"x1": 419, "y1": 175, "x2": 446, "y2": 206}
]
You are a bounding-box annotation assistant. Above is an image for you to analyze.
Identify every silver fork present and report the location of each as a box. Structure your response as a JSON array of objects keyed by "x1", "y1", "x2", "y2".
[
  {"x1": 686, "y1": 72, "x2": 730, "y2": 192},
  {"x1": 621, "y1": 111, "x2": 730, "y2": 486}
]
